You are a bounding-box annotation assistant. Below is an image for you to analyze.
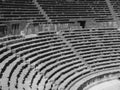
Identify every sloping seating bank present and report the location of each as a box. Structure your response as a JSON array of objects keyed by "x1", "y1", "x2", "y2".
[
  {"x1": 0, "y1": 28, "x2": 120, "y2": 90},
  {"x1": 0, "y1": 0, "x2": 47, "y2": 25},
  {"x1": 37, "y1": 0, "x2": 113, "y2": 23},
  {"x1": 0, "y1": 0, "x2": 114, "y2": 25}
]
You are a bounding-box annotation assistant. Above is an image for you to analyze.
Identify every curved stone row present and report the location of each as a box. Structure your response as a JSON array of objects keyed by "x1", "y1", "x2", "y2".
[
  {"x1": 0, "y1": 28, "x2": 120, "y2": 90},
  {"x1": 60, "y1": 28, "x2": 120, "y2": 89},
  {"x1": 62, "y1": 28, "x2": 120, "y2": 70},
  {"x1": 69, "y1": 69, "x2": 120, "y2": 90},
  {"x1": 0, "y1": 31, "x2": 88, "y2": 90}
]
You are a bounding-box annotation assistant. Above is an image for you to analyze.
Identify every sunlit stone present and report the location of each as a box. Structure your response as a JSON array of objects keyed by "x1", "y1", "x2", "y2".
[{"x1": 88, "y1": 79, "x2": 120, "y2": 90}]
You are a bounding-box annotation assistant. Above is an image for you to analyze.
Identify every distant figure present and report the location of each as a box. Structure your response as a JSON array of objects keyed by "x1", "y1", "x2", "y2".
[{"x1": 20, "y1": 31, "x2": 25, "y2": 37}]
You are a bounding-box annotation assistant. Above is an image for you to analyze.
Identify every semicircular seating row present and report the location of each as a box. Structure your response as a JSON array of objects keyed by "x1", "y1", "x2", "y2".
[{"x1": 0, "y1": 28, "x2": 120, "y2": 90}]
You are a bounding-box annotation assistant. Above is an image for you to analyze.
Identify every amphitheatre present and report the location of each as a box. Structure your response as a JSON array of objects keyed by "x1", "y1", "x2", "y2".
[{"x1": 0, "y1": 0, "x2": 120, "y2": 90}]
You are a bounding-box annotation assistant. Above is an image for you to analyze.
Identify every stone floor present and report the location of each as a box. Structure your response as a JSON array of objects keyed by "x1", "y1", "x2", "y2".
[{"x1": 89, "y1": 79, "x2": 120, "y2": 90}]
